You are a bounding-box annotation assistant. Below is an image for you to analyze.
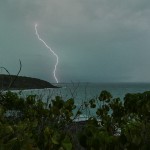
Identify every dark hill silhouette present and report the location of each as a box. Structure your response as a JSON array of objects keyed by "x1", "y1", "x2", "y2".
[{"x1": 0, "y1": 74, "x2": 58, "y2": 90}]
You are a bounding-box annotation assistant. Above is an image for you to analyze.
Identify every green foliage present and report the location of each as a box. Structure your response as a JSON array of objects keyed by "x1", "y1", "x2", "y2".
[
  {"x1": 98, "y1": 90, "x2": 112, "y2": 102},
  {"x1": 0, "y1": 89, "x2": 150, "y2": 150},
  {"x1": 79, "y1": 90, "x2": 150, "y2": 150}
]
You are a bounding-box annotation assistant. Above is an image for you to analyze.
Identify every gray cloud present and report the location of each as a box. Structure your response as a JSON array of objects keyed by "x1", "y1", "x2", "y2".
[{"x1": 0, "y1": 0, "x2": 150, "y2": 83}]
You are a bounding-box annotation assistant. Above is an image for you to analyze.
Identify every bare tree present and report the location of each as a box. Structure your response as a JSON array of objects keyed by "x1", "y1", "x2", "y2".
[{"x1": 0, "y1": 59, "x2": 22, "y2": 91}]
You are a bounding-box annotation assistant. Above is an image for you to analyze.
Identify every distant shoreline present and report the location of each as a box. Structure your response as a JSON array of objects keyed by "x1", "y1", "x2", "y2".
[{"x1": 0, "y1": 74, "x2": 60, "y2": 90}]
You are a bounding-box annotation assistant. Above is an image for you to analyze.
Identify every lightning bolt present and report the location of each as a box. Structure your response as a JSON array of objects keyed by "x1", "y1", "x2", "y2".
[{"x1": 35, "y1": 24, "x2": 59, "y2": 83}]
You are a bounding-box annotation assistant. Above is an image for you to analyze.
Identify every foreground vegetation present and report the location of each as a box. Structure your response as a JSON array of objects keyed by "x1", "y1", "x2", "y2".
[{"x1": 0, "y1": 89, "x2": 150, "y2": 150}]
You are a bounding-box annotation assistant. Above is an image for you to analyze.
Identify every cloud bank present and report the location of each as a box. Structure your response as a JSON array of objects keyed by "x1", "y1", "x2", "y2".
[{"x1": 0, "y1": 0, "x2": 150, "y2": 82}]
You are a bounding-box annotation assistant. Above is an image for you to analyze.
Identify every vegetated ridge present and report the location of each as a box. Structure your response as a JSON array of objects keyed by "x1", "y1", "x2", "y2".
[{"x1": 0, "y1": 74, "x2": 58, "y2": 90}]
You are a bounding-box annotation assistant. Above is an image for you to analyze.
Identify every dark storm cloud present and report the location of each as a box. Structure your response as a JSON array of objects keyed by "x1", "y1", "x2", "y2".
[{"x1": 0, "y1": 0, "x2": 150, "y2": 82}]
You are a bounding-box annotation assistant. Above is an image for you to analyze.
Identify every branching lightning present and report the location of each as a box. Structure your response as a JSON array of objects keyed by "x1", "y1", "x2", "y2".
[{"x1": 35, "y1": 24, "x2": 59, "y2": 83}]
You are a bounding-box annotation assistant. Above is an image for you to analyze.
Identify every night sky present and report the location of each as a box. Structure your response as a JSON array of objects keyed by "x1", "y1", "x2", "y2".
[{"x1": 0, "y1": 0, "x2": 150, "y2": 83}]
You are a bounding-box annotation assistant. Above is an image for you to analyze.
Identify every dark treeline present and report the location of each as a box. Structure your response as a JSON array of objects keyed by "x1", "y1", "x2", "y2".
[{"x1": 0, "y1": 74, "x2": 58, "y2": 90}]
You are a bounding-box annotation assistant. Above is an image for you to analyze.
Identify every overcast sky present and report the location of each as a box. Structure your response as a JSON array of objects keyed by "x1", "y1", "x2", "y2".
[{"x1": 0, "y1": 0, "x2": 150, "y2": 83}]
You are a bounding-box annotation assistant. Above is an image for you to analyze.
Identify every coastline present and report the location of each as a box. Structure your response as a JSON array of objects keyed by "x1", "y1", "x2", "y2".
[{"x1": 0, "y1": 74, "x2": 60, "y2": 90}]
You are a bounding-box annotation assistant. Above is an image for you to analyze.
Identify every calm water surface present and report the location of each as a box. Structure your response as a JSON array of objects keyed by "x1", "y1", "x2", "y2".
[
  {"x1": 18, "y1": 82, "x2": 150, "y2": 103},
  {"x1": 14, "y1": 82, "x2": 150, "y2": 118}
]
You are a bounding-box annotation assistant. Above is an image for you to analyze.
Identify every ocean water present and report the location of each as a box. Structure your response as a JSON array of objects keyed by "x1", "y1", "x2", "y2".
[
  {"x1": 17, "y1": 82, "x2": 150, "y2": 119},
  {"x1": 20, "y1": 82, "x2": 150, "y2": 101},
  {"x1": 21, "y1": 83, "x2": 150, "y2": 105}
]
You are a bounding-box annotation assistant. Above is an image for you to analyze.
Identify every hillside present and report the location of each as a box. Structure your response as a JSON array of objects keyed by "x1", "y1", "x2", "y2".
[{"x1": 0, "y1": 74, "x2": 58, "y2": 90}]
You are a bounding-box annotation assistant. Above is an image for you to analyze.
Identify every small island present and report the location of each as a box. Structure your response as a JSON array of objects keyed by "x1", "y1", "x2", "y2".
[{"x1": 0, "y1": 74, "x2": 59, "y2": 90}]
